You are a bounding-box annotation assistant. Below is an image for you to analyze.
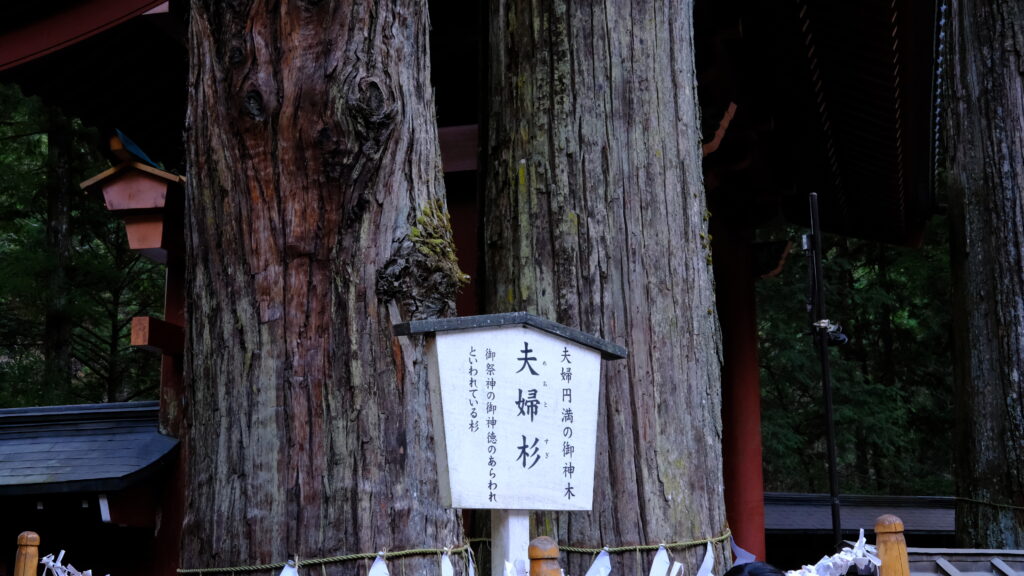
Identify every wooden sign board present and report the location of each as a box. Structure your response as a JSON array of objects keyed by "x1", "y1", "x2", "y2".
[
  {"x1": 428, "y1": 325, "x2": 600, "y2": 510},
  {"x1": 397, "y1": 313, "x2": 627, "y2": 512}
]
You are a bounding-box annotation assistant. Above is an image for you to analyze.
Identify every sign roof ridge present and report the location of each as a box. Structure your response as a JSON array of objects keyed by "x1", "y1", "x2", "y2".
[{"x1": 394, "y1": 312, "x2": 627, "y2": 360}]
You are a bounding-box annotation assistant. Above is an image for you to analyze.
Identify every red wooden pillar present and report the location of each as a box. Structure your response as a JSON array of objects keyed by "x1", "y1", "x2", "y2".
[
  {"x1": 712, "y1": 218, "x2": 767, "y2": 560},
  {"x1": 153, "y1": 179, "x2": 185, "y2": 576},
  {"x1": 81, "y1": 142, "x2": 186, "y2": 576}
]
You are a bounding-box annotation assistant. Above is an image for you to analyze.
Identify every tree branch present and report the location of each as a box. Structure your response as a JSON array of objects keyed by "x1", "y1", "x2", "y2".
[{"x1": 0, "y1": 131, "x2": 46, "y2": 142}]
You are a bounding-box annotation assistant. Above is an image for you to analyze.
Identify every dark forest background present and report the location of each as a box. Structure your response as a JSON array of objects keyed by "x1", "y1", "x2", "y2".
[
  {"x1": 757, "y1": 221, "x2": 952, "y2": 496},
  {"x1": 0, "y1": 83, "x2": 162, "y2": 406}
]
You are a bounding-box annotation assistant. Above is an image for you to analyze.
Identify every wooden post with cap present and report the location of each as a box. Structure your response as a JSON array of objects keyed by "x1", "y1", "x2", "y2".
[
  {"x1": 529, "y1": 537, "x2": 562, "y2": 576},
  {"x1": 875, "y1": 514, "x2": 910, "y2": 576},
  {"x1": 14, "y1": 531, "x2": 40, "y2": 576}
]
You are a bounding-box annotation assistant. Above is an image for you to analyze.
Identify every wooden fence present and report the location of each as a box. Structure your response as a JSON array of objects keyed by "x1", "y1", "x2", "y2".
[
  {"x1": 876, "y1": 515, "x2": 911, "y2": 576},
  {"x1": 11, "y1": 516, "x2": 915, "y2": 576},
  {"x1": 14, "y1": 532, "x2": 39, "y2": 576}
]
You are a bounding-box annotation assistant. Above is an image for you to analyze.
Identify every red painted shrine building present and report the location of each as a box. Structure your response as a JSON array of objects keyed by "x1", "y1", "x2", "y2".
[{"x1": 0, "y1": 1, "x2": 943, "y2": 574}]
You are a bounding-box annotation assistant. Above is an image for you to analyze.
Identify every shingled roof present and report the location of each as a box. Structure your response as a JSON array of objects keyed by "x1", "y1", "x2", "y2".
[
  {"x1": 765, "y1": 492, "x2": 955, "y2": 535},
  {"x1": 0, "y1": 401, "x2": 177, "y2": 495},
  {"x1": 908, "y1": 548, "x2": 1024, "y2": 576}
]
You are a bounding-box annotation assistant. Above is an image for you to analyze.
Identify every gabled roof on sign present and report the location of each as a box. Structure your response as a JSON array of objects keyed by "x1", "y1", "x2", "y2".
[{"x1": 394, "y1": 312, "x2": 628, "y2": 360}]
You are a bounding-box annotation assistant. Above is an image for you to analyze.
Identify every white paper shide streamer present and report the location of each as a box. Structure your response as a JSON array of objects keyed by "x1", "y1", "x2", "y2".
[
  {"x1": 694, "y1": 543, "x2": 715, "y2": 576},
  {"x1": 649, "y1": 547, "x2": 672, "y2": 576},
  {"x1": 279, "y1": 559, "x2": 299, "y2": 576},
  {"x1": 646, "y1": 541, "x2": 710, "y2": 576},
  {"x1": 786, "y1": 529, "x2": 881, "y2": 576},
  {"x1": 441, "y1": 552, "x2": 455, "y2": 576},
  {"x1": 40, "y1": 551, "x2": 107, "y2": 576},
  {"x1": 584, "y1": 550, "x2": 612, "y2": 576},
  {"x1": 370, "y1": 555, "x2": 391, "y2": 576},
  {"x1": 731, "y1": 538, "x2": 756, "y2": 567}
]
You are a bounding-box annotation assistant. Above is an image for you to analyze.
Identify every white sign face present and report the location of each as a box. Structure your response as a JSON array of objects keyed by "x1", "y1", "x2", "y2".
[{"x1": 431, "y1": 325, "x2": 602, "y2": 510}]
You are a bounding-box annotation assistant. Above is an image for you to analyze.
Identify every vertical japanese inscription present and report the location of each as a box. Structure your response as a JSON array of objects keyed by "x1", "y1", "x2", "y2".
[
  {"x1": 560, "y1": 346, "x2": 575, "y2": 500},
  {"x1": 433, "y1": 325, "x2": 601, "y2": 510},
  {"x1": 468, "y1": 347, "x2": 480, "y2": 433},
  {"x1": 514, "y1": 341, "x2": 544, "y2": 483},
  {"x1": 486, "y1": 347, "x2": 498, "y2": 502}
]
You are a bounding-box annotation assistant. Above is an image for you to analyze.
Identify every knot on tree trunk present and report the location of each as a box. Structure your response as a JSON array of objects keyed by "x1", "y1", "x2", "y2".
[
  {"x1": 243, "y1": 89, "x2": 266, "y2": 121},
  {"x1": 377, "y1": 200, "x2": 467, "y2": 320},
  {"x1": 347, "y1": 76, "x2": 397, "y2": 162},
  {"x1": 324, "y1": 74, "x2": 399, "y2": 199}
]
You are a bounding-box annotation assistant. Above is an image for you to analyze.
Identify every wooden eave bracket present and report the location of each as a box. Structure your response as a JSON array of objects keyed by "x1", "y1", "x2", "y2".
[{"x1": 131, "y1": 316, "x2": 184, "y2": 356}]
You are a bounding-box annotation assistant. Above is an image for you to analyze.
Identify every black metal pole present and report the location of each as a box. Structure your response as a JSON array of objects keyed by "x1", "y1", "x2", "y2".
[{"x1": 808, "y1": 192, "x2": 843, "y2": 551}]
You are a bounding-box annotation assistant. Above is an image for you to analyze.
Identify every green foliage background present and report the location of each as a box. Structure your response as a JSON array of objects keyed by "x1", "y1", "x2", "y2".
[
  {"x1": 757, "y1": 222, "x2": 954, "y2": 495},
  {"x1": 0, "y1": 83, "x2": 162, "y2": 407}
]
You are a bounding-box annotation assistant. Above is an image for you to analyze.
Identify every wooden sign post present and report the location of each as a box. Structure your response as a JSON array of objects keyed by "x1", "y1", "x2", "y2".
[{"x1": 395, "y1": 313, "x2": 627, "y2": 576}]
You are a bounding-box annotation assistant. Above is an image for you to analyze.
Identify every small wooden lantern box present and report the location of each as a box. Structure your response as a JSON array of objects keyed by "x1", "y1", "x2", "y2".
[
  {"x1": 395, "y1": 312, "x2": 627, "y2": 511},
  {"x1": 80, "y1": 143, "x2": 186, "y2": 361},
  {"x1": 80, "y1": 161, "x2": 184, "y2": 264}
]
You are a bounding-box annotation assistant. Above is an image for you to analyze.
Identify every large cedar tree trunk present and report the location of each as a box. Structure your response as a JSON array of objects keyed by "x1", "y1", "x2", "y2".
[
  {"x1": 946, "y1": 0, "x2": 1024, "y2": 548},
  {"x1": 180, "y1": 2, "x2": 464, "y2": 572},
  {"x1": 485, "y1": 2, "x2": 727, "y2": 573}
]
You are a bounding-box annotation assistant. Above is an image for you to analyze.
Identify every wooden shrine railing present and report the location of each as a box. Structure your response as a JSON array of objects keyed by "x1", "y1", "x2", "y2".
[
  {"x1": 530, "y1": 536, "x2": 562, "y2": 576},
  {"x1": 14, "y1": 532, "x2": 39, "y2": 576},
  {"x1": 876, "y1": 515, "x2": 911, "y2": 576},
  {"x1": 7, "y1": 518, "x2": 913, "y2": 576},
  {"x1": 523, "y1": 517, "x2": 912, "y2": 576}
]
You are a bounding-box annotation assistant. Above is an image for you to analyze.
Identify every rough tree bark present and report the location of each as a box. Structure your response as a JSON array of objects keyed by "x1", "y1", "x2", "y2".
[
  {"x1": 485, "y1": 2, "x2": 727, "y2": 573},
  {"x1": 180, "y1": 2, "x2": 464, "y2": 573},
  {"x1": 946, "y1": 0, "x2": 1024, "y2": 548}
]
